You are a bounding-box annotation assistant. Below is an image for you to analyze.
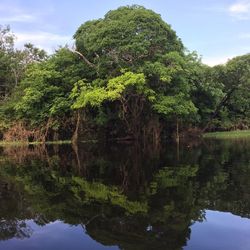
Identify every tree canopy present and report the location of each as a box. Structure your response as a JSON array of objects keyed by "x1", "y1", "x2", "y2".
[{"x1": 0, "y1": 6, "x2": 249, "y2": 142}]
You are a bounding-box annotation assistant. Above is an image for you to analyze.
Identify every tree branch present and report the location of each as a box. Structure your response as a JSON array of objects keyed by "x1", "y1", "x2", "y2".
[
  {"x1": 70, "y1": 49, "x2": 96, "y2": 69},
  {"x1": 202, "y1": 86, "x2": 238, "y2": 132}
]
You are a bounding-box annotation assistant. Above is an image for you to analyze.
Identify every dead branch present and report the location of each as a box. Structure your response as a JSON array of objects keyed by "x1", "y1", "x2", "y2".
[{"x1": 70, "y1": 49, "x2": 96, "y2": 69}]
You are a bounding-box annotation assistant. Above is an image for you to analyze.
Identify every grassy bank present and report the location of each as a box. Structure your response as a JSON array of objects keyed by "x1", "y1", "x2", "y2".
[{"x1": 203, "y1": 130, "x2": 250, "y2": 139}]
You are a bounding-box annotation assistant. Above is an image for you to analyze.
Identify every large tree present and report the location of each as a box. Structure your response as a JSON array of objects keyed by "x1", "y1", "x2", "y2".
[
  {"x1": 71, "y1": 5, "x2": 197, "y2": 141},
  {"x1": 73, "y1": 5, "x2": 184, "y2": 78}
]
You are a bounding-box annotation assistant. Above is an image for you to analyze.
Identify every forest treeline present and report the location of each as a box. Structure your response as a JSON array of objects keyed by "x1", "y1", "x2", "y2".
[{"x1": 0, "y1": 5, "x2": 249, "y2": 143}]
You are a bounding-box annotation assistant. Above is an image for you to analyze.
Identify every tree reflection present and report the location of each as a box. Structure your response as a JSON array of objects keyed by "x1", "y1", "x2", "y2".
[
  {"x1": 0, "y1": 220, "x2": 32, "y2": 241},
  {"x1": 0, "y1": 138, "x2": 250, "y2": 249}
]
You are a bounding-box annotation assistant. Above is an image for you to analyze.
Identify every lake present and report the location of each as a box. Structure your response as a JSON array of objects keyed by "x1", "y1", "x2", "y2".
[{"x1": 0, "y1": 139, "x2": 250, "y2": 250}]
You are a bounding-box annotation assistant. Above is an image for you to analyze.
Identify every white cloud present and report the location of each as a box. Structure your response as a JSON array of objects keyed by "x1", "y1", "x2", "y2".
[
  {"x1": 239, "y1": 33, "x2": 250, "y2": 38},
  {"x1": 0, "y1": 2, "x2": 70, "y2": 53},
  {"x1": 0, "y1": 14, "x2": 35, "y2": 23},
  {"x1": 15, "y1": 32, "x2": 73, "y2": 53},
  {"x1": 228, "y1": 0, "x2": 250, "y2": 19},
  {"x1": 0, "y1": 2, "x2": 38, "y2": 24},
  {"x1": 202, "y1": 55, "x2": 234, "y2": 66},
  {"x1": 229, "y1": 3, "x2": 250, "y2": 13},
  {"x1": 0, "y1": 2, "x2": 55, "y2": 25}
]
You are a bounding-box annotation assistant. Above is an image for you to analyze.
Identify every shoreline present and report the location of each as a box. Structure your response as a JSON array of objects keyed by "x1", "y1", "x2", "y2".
[{"x1": 203, "y1": 130, "x2": 250, "y2": 139}]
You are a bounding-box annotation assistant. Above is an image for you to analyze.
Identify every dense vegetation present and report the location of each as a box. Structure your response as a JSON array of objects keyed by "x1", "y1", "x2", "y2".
[{"x1": 0, "y1": 5, "x2": 249, "y2": 143}]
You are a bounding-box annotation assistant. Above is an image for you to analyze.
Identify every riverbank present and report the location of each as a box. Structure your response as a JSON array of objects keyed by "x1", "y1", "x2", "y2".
[
  {"x1": 1, "y1": 130, "x2": 250, "y2": 146},
  {"x1": 203, "y1": 130, "x2": 250, "y2": 139},
  {"x1": 0, "y1": 140, "x2": 72, "y2": 147}
]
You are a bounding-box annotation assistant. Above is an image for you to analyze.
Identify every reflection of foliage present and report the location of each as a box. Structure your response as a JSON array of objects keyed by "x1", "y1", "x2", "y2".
[
  {"x1": 0, "y1": 173, "x2": 34, "y2": 241},
  {"x1": 0, "y1": 139, "x2": 250, "y2": 249},
  {"x1": 71, "y1": 177, "x2": 148, "y2": 214},
  {"x1": 0, "y1": 220, "x2": 33, "y2": 241},
  {"x1": 152, "y1": 165, "x2": 198, "y2": 189}
]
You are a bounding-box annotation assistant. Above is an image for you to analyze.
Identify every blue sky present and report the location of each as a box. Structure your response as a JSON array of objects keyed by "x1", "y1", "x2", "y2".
[{"x1": 0, "y1": 0, "x2": 249, "y2": 65}]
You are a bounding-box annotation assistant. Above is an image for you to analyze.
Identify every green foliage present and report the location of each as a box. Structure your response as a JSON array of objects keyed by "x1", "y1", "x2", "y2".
[
  {"x1": 0, "y1": 6, "x2": 249, "y2": 141},
  {"x1": 203, "y1": 130, "x2": 250, "y2": 139},
  {"x1": 153, "y1": 94, "x2": 197, "y2": 118},
  {"x1": 204, "y1": 54, "x2": 250, "y2": 130},
  {"x1": 71, "y1": 71, "x2": 153, "y2": 109},
  {"x1": 74, "y1": 5, "x2": 184, "y2": 77},
  {"x1": 4, "y1": 48, "x2": 85, "y2": 125},
  {"x1": 13, "y1": 63, "x2": 65, "y2": 122},
  {"x1": 0, "y1": 26, "x2": 47, "y2": 100},
  {"x1": 0, "y1": 25, "x2": 15, "y2": 98}
]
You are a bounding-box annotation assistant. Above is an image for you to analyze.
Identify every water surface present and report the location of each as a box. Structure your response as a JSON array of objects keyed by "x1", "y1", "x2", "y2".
[{"x1": 0, "y1": 139, "x2": 250, "y2": 249}]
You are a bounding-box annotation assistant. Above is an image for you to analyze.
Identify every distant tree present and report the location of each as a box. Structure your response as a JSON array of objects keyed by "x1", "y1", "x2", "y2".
[
  {"x1": 202, "y1": 54, "x2": 250, "y2": 131},
  {"x1": 0, "y1": 25, "x2": 15, "y2": 98},
  {"x1": 0, "y1": 25, "x2": 47, "y2": 99},
  {"x1": 1, "y1": 47, "x2": 87, "y2": 140}
]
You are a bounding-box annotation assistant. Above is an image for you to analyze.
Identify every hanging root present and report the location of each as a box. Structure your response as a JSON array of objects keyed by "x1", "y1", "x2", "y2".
[{"x1": 3, "y1": 122, "x2": 46, "y2": 142}]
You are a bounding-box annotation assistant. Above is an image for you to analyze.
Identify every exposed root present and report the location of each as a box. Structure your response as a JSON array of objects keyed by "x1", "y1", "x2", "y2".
[{"x1": 3, "y1": 122, "x2": 45, "y2": 142}]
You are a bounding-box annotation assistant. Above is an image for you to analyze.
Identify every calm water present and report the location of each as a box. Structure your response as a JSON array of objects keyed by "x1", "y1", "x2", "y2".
[{"x1": 0, "y1": 139, "x2": 250, "y2": 250}]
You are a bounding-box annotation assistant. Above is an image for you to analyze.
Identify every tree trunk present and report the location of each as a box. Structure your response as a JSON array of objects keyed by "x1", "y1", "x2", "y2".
[
  {"x1": 72, "y1": 110, "x2": 81, "y2": 144},
  {"x1": 176, "y1": 117, "x2": 180, "y2": 143},
  {"x1": 10, "y1": 67, "x2": 18, "y2": 87}
]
